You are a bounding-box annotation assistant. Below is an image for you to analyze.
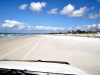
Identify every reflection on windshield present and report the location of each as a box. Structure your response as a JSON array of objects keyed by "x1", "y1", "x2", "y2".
[{"x1": 0, "y1": 68, "x2": 74, "y2": 75}]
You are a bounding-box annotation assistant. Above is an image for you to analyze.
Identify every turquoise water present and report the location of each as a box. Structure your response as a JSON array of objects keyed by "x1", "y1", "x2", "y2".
[{"x1": 0, "y1": 34, "x2": 35, "y2": 41}]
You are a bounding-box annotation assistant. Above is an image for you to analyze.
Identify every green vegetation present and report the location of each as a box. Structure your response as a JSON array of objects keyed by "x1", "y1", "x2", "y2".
[{"x1": 69, "y1": 30, "x2": 100, "y2": 34}]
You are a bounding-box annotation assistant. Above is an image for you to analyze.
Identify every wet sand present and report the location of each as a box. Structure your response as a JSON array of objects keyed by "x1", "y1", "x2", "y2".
[{"x1": 0, "y1": 35, "x2": 100, "y2": 75}]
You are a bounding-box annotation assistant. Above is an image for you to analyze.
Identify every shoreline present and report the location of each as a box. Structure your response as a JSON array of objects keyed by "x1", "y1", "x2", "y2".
[{"x1": 0, "y1": 34, "x2": 37, "y2": 41}]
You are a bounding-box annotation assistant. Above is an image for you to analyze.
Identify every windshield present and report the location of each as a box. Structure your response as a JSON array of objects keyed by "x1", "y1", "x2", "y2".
[{"x1": 0, "y1": 0, "x2": 100, "y2": 75}]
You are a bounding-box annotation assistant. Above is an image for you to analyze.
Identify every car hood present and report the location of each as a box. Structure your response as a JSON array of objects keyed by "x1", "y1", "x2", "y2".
[{"x1": 0, "y1": 60, "x2": 91, "y2": 75}]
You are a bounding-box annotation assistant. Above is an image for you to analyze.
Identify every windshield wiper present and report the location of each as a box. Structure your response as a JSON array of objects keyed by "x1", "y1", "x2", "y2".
[{"x1": 0, "y1": 59, "x2": 70, "y2": 65}]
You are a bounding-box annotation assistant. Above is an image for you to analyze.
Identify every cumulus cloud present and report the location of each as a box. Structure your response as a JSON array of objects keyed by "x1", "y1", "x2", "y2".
[
  {"x1": 60, "y1": 4, "x2": 88, "y2": 17},
  {"x1": 89, "y1": 11, "x2": 100, "y2": 19},
  {"x1": 1, "y1": 20, "x2": 27, "y2": 29},
  {"x1": 60, "y1": 4, "x2": 74, "y2": 16},
  {"x1": 1, "y1": 20, "x2": 100, "y2": 33},
  {"x1": 47, "y1": 8, "x2": 58, "y2": 14},
  {"x1": 19, "y1": 4, "x2": 28, "y2": 10},
  {"x1": 29, "y1": 2, "x2": 46, "y2": 13},
  {"x1": 89, "y1": 13, "x2": 100, "y2": 19},
  {"x1": 68, "y1": 23, "x2": 100, "y2": 32},
  {"x1": 70, "y1": 7, "x2": 88, "y2": 17},
  {"x1": 0, "y1": 20, "x2": 65, "y2": 33}
]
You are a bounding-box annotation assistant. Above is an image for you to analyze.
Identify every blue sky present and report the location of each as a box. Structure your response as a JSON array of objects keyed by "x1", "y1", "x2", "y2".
[{"x1": 0, "y1": 0, "x2": 100, "y2": 33}]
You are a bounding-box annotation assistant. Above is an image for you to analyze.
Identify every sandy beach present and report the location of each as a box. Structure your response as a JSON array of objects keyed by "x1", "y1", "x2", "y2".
[{"x1": 0, "y1": 35, "x2": 100, "y2": 75}]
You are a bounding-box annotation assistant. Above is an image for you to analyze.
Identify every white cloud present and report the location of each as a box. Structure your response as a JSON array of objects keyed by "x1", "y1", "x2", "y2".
[
  {"x1": 19, "y1": 4, "x2": 28, "y2": 10},
  {"x1": 1, "y1": 20, "x2": 27, "y2": 29},
  {"x1": 89, "y1": 11, "x2": 100, "y2": 19},
  {"x1": 47, "y1": 8, "x2": 58, "y2": 14},
  {"x1": 70, "y1": 7, "x2": 88, "y2": 17},
  {"x1": 60, "y1": 4, "x2": 74, "y2": 16},
  {"x1": 97, "y1": 0, "x2": 100, "y2": 2},
  {"x1": 29, "y1": 2, "x2": 46, "y2": 13},
  {"x1": 34, "y1": 26, "x2": 65, "y2": 31},
  {"x1": 68, "y1": 23, "x2": 100, "y2": 32},
  {"x1": 60, "y1": 4, "x2": 88, "y2": 17},
  {"x1": 1, "y1": 20, "x2": 100, "y2": 33},
  {"x1": 0, "y1": 20, "x2": 65, "y2": 33},
  {"x1": 67, "y1": 27, "x2": 73, "y2": 31},
  {"x1": 91, "y1": 7, "x2": 94, "y2": 10}
]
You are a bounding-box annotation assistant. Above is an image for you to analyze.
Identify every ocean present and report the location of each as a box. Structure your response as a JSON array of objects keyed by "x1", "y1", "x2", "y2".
[{"x1": 0, "y1": 33, "x2": 36, "y2": 41}]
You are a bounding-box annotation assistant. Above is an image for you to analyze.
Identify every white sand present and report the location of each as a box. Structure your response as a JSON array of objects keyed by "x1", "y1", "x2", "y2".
[{"x1": 0, "y1": 35, "x2": 100, "y2": 75}]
